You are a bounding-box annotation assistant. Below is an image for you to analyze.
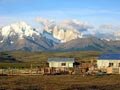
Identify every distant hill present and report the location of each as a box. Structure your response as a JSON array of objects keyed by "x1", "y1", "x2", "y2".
[
  {"x1": 53, "y1": 37, "x2": 120, "y2": 52},
  {"x1": 0, "y1": 51, "x2": 101, "y2": 68}
]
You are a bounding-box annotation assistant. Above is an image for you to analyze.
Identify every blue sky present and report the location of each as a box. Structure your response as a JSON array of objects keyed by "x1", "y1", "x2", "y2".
[{"x1": 0, "y1": 0, "x2": 120, "y2": 26}]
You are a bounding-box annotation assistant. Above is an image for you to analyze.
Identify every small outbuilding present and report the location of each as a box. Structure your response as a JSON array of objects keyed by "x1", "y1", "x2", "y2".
[
  {"x1": 48, "y1": 58, "x2": 75, "y2": 68},
  {"x1": 97, "y1": 54, "x2": 120, "y2": 74}
]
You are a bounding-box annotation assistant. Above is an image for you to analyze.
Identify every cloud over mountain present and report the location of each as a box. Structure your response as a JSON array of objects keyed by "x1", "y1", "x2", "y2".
[
  {"x1": 0, "y1": 20, "x2": 120, "y2": 52},
  {"x1": 99, "y1": 24, "x2": 120, "y2": 33},
  {"x1": 59, "y1": 19, "x2": 93, "y2": 32},
  {"x1": 35, "y1": 17, "x2": 92, "y2": 33},
  {"x1": 34, "y1": 17, "x2": 120, "y2": 41},
  {"x1": 92, "y1": 24, "x2": 120, "y2": 40},
  {"x1": 35, "y1": 17, "x2": 94, "y2": 42}
]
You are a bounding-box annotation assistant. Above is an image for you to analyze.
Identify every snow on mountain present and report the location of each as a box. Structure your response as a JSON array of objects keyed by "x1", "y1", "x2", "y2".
[
  {"x1": 42, "y1": 30, "x2": 60, "y2": 43},
  {"x1": 1, "y1": 20, "x2": 120, "y2": 52},
  {"x1": 0, "y1": 21, "x2": 40, "y2": 40},
  {"x1": 0, "y1": 21, "x2": 56, "y2": 51}
]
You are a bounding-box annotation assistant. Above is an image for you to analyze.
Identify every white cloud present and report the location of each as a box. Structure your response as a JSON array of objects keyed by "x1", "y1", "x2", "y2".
[
  {"x1": 59, "y1": 19, "x2": 93, "y2": 32},
  {"x1": 98, "y1": 24, "x2": 120, "y2": 33},
  {"x1": 90, "y1": 24, "x2": 120, "y2": 40},
  {"x1": 35, "y1": 17, "x2": 56, "y2": 32},
  {"x1": 35, "y1": 17, "x2": 55, "y2": 26},
  {"x1": 35, "y1": 17, "x2": 93, "y2": 33}
]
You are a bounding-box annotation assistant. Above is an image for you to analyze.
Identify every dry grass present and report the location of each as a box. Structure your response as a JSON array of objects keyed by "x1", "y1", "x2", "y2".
[
  {"x1": 0, "y1": 75, "x2": 120, "y2": 90},
  {"x1": 0, "y1": 51, "x2": 119, "y2": 90}
]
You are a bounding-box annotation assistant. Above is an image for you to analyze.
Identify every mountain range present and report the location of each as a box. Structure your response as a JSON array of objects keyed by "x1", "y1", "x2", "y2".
[{"x1": 0, "y1": 21, "x2": 120, "y2": 52}]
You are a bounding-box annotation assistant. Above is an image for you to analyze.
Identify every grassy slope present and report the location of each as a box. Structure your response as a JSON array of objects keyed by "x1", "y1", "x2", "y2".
[{"x1": 0, "y1": 51, "x2": 101, "y2": 68}]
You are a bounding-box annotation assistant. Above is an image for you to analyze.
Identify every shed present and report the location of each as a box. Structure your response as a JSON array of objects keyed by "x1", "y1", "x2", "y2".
[
  {"x1": 48, "y1": 58, "x2": 75, "y2": 68},
  {"x1": 97, "y1": 54, "x2": 120, "y2": 74}
]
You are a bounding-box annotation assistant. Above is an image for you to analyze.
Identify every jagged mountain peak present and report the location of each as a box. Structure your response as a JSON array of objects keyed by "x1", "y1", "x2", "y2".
[
  {"x1": 43, "y1": 24, "x2": 83, "y2": 43},
  {"x1": 0, "y1": 21, "x2": 40, "y2": 39},
  {"x1": 1, "y1": 21, "x2": 120, "y2": 52},
  {"x1": 0, "y1": 21, "x2": 56, "y2": 51}
]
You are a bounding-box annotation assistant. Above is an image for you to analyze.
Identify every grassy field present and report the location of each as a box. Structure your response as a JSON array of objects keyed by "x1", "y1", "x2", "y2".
[
  {"x1": 0, "y1": 51, "x2": 120, "y2": 90},
  {"x1": 0, "y1": 51, "x2": 101, "y2": 68},
  {"x1": 0, "y1": 75, "x2": 120, "y2": 90}
]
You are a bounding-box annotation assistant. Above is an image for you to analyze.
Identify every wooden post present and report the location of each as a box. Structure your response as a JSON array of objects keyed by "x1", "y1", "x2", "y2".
[
  {"x1": 2, "y1": 69, "x2": 3, "y2": 75},
  {"x1": 31, "y1": 64, "x2": 33, "y2": 75}
]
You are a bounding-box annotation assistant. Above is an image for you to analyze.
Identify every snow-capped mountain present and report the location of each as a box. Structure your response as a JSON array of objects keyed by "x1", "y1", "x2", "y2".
[
  {"x1": 0, "y1": 21, "x2": 55, "y2": 51},
  {"x1": 0, "y1": 20, "x2": 86, "y2": 51},
  {"x1": 1, "y1": 21, "x2": 120, "y2": 52},
  {"x1": 0, "y1": 21, "x2": 40, "y2": 40}
]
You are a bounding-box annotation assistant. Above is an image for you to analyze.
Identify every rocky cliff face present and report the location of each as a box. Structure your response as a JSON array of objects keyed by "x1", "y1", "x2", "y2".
[
  {"x1": 51, "y1": 26, "x2": 82, "y2": 43},
  {"x1": 42, "y1": 20, "x2": 84, "y2": 43}
]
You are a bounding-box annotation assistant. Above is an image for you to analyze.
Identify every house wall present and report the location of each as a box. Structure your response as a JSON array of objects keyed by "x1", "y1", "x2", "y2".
[
  {"x1": 97, "y1": 60, "x2": 120, "y2": 69},
  {"x1": 48, "y1": 61, "x2": 73, "y2": 68}
]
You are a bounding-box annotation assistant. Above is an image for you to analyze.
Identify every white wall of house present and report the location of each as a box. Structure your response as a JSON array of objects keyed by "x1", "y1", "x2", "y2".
[
  {"x1": 48, "y1": 61, "x2": 74, "y2": 68},
  {"x1": 97, "y1": 60, "x2": 120, "y2": 69}
]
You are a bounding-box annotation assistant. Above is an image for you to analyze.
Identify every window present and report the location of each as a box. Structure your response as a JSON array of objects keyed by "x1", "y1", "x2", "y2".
[
  {"x1": 61, "y1": 63, "x2": 66, "y2": 66},
  {"x1": 109, "y1": 63, "x2": 114, "y2": 67}
]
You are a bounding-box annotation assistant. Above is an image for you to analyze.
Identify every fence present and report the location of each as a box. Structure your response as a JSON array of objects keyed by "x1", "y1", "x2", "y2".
[{"x1": 0, "y1": 67, "x2": 75, "y2": 76}]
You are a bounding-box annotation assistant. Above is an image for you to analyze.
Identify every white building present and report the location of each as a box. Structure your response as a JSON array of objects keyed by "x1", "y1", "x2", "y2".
[
  {"x1": 97, "y1": 54, "x2": 120, "y2": 74},
  {"x1": 48, "y1": 58, "x2": 75, "y2": 68}
]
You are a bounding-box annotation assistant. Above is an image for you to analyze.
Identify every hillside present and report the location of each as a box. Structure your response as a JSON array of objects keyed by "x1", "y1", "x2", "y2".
[
  {"x1": 53, "y1": 37, "x2": 120, "y2": 52},
  {"x1": 0, "y1": 51, "x2": 101, "y2": 68}
]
